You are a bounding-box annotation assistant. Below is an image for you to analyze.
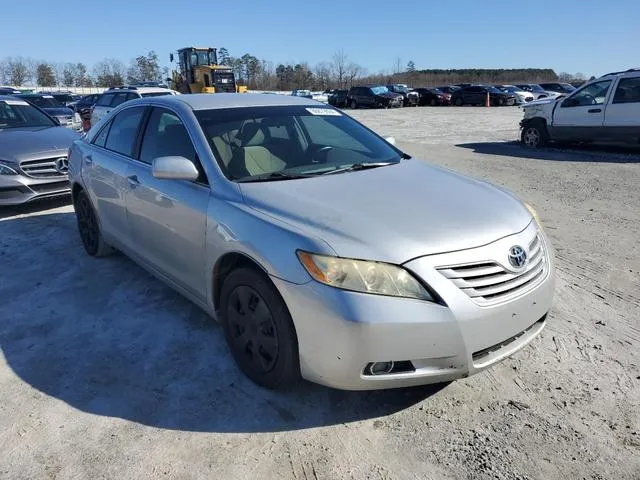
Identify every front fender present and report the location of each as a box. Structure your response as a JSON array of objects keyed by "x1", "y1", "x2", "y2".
[{"x1": 205, "y1": 196, "x2": 336, "y2": 296}]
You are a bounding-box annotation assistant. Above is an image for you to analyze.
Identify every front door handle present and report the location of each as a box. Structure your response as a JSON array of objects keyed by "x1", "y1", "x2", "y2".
[
  {"x1": 588, "y1": 108, "x2": 602, "y2": 113},
  {"x1": 127, "y1": 175, "x2": 140, "y2": 187},
  {"x1": 83, "y1": 154, "x2": 92, "y2": 164}
]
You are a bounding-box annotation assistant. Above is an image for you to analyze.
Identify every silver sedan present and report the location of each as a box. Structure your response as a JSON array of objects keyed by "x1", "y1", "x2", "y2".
[
  {"x1": 68, "y1": 94, "x2": 555, "y2": 390},
  {"x1": 0, "y1": 96, "x2": 80, "y2": 206}
]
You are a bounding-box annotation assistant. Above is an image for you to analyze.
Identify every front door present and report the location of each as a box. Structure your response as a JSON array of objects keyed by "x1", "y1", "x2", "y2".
[
  {"x1": 552, "y1": 79, "x2": 612, "y2": 139},
  {"x1": 125, "y1": 107, "x2": 210, "y2": 300}
]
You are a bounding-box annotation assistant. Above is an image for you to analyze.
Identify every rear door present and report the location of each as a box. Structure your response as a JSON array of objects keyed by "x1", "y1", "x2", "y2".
[
  {"x1": 82, "y1": 106, "x2": 147, "y2": 249},
  {"x1": 125, "y1": 107, "x2": 210, "y2": 300},
  {"x1": 603, "y1": 76, "x2": 640, "y2": 142},
  {"x1": 92, "y1": 93, "x2": 116, "y2": 124},
  {"x1": 552, "y1": 79, "x2": 613, "y2": 139}
]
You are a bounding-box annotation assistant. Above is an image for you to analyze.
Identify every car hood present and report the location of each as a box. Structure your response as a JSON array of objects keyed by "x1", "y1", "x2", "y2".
[
  {"x1": 522, "y1": 97, "x2": 558, "y2": 108},
  {"x1": 239, "y1": 160, "x2": 532, "y2": 264},
  {"x1": 0, "y1": 126, "x2": 80, "y2": 163},
  {"x1": 375, "y1": 92, "x2": 402, "y2": 100}
]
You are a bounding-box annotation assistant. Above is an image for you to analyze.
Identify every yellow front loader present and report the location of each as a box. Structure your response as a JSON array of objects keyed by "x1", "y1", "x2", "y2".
[{"x1": 169, "y1": 47, "x2": 247, "y2": 94}]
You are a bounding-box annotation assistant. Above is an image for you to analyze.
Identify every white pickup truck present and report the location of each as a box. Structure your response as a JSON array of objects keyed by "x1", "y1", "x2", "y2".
[{"x1": 520, "y1": 69, "x2": 640, "y2": 148}]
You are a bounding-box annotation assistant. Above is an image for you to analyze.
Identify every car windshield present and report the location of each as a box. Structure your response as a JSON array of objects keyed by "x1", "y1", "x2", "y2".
[
  {"x1": 391, "y1": 85, "x2": 408, "y2": 93},
  {"x1": 529, "y1": 84, "x2": 545, "y2": 92},
  {"x1": 487, "y1": 87, "x2": 502, "y2": 93},
  {"x1": 371, "y1": 86, "x2": 389, "y2": 95},
  {"x1": 51, "y1": 94, "x2": 74, "y2": 103},
  {"x1": 0, "y1": 98, "x2": 56, "y2": 128},
  {"x1": 196, "y1": 106, "x2": 403, "y2": 182},
  {"x1": 21, "y1": 96, "x2": 63, "y2": 108},
  {"x1": 430, "y1": 88, "x2": 443, "y2": 94},
  {"x1": 294, "y1": 90, "x2": 311, "y2": 96},
  {"x1": 560, "y1": 83, "x2": 576, "y2": 92}
]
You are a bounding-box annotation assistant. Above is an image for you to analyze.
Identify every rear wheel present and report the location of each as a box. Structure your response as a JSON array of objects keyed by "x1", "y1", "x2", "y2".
[
  {"x1": 431, "y1": 98, "x2": 437, "y2": 106},
  {"x1": 220, "y1": 268, "x2": 300, "y2": 389},
  {"x1": 455, "y1": 97, "x2": 463, "y2": 106},
  {"x1": 521, "y1": 121, "x2": 549, "y2": 149},
  {"x1": 74, "y1": 189, "x2": 113, "y2": 257},
  {"x1": 350, "y1": 99, "x2": 357, "y2": 109}
]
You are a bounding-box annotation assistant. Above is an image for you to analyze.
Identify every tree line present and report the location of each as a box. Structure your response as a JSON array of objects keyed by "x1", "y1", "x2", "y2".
[{"x1": 2, "y1": 48, "x2": 584, "y2": 90}]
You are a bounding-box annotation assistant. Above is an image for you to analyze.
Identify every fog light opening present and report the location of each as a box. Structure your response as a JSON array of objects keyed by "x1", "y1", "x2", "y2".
[{"x1": 368, "y1": 361, "x2": 395, "y2": 376}]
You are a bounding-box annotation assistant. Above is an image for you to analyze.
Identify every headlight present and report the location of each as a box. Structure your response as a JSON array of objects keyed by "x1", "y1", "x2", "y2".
[
  {"x1": 0, "y1": 161, "x2": 18, "y2": 175},
  {"x1": 297, "y1": 251, "x2": 435, "y2": 301},
  {"x1": 525, "y1": 202, "x2": 542, "y2": 228}
]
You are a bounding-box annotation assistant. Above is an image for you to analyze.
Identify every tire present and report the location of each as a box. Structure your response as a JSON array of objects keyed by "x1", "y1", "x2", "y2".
[
  {"x1": 431, "y1": 98, "x2": 437, "y2": 106},
  {"x1": 350, "y1": 99, "x2": 357, "y2": 109},
  {"x1": 220, "y1": 268, "x2": 300, "y2": 389},
  {"x1": 74, "y1": 189, "x2": 113, "y2": 257},
  {"x1": 521, "y1": 121, "x2": 549, "y2": 149},
  {"x1": 455, "y1": 97, "x2": 463, "y2": 106}
]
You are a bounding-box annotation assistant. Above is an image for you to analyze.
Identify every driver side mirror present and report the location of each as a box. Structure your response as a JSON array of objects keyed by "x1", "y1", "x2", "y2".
[
  {"x1": 562, "y1": 97, "x2": 578, "y2": 108},
  {"x1": 152, "y1": 156, "x2": 199, "y2": 181},
  {"x1": 384, "y1": 136, "x2": 397, "y2": 146}
]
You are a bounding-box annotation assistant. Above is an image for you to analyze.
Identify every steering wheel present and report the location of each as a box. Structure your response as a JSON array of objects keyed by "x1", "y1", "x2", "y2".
[
  {"x1": 312, "y1": 145, "x2": 333, "y2": 163},
  {"x1": 582, "y1": 94, "x2": 597, "y2": 105}
]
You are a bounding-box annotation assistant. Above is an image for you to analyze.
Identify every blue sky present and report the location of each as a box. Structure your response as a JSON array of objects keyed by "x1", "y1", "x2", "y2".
[{"x1": 3, "y1": 0, "x2": 638, "y2": 77}]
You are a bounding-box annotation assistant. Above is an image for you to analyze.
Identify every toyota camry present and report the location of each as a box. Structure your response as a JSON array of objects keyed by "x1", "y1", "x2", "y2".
[{"x1": 68, "y1": 94, "x2": 555, "y2": 390}]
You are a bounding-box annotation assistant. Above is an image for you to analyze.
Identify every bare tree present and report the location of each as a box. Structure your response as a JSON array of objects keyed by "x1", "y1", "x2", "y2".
[
  {"x1": 393, "y1": 57, "x2": 403, "y2": 75},
  {"x1": 93, "y1": 58, "x2": 126, "y2": 87},
  {"x1": 332, "y1": 49, "x2": 348, "y2": 88},
  {"x1": 3, "y1": 57, "x2": 31, "y2": 86},
  {"x1": 314, "y1": 61, "x2": 333, "y2": 90},
  {"x1": 36, "y1": 63, "x2": 56, "y2": 87},
  {"x1": 345, "y1": 62, "x2": 365, "y2": 88}
]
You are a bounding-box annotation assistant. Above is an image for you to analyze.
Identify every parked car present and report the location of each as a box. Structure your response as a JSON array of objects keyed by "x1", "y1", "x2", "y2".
[
  {"x1": 494, "y1": 85, "x2": 534, "y2": 105},
  {"x1": 436, "y1": 86, "x2": 461, "y2": 95},
  {"x1": 0, "y1": 95, "x2": 81, "y2": 205},
  {"x1": 0, "y1": 87, "x2": 22, "y2": 95},
  {"x1": 69, "y1": 93, "x2": 554, "y2": 390},
  {"x1": 311, "y1": 91, "x2": 329, "y2": 103},
  {"x1": 450, "y1": 85, "x2": 516, "y2": 106},
  {"x1": 412, "y1": 87, "x2": 452, "y2": 106},
  {"x1": 386, "y1": 84, "x2": 419, "y2": 106},
  {"x1": 347, "y1": 86, "x2": 403, "y2": 109},
  {"x1": 73, "y1": 94, "x2": 100, "y2": 117},
  {"x1": 328, "y1": 89, "x2": 349, "y2": 108},
  {"x1": 91, "y1": 86, "x2": 177, "y2": 125},
  {"x1": 291, "y1": 89, "x2": 313, "y2": 99},
  {"x1": 15, "y1": 93, "x2": 82, "y2": 131},
  {"x1": 538, "y1": 83, "x2": 577, "y2": 96},
  {"x1": 514, "y1": 84, "x2": 551, "y2": 100},
  {"x1": 41, "y1": 91, "x2": 81, "y2": 108},
  {"x1": 520, "y1": 69, "x2": 640, "y2": 148}
]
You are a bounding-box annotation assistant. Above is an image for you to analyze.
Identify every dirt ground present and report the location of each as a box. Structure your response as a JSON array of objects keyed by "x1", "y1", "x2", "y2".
[{"x1": 1, "y1": 107, "x2": 639, "y2": 480}]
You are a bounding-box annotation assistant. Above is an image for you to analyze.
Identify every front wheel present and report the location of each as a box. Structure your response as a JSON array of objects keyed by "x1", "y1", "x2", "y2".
[
  {"x1": 521, "y1": 122, "x2": 549, "y2": 149},
  {"x1": 220, "y1": 268, "x2": 300, "y2": 389},
  {"x1": 455, "y1": 97, "x2": 463, "y2": 106}
]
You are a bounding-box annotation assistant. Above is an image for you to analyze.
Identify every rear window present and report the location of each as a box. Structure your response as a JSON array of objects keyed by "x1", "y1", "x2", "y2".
[
  {"x1": 613, "y1": 77, "x2": 640, "y2": 104},
  {"x1": 140, "y1": 92, "x2": 172, "y2": 98}
]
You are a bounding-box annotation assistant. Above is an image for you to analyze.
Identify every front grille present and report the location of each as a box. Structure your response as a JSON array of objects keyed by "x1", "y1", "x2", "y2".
[
  {"x1": 29, "y1": 181, "x2": 69, "y2": 194},
  {"x1": 437, "y1": 233, "x2": 547, "y2": 305},
  {"x1": 20, "y1": 157, "x2": 66, "y2": 178}
]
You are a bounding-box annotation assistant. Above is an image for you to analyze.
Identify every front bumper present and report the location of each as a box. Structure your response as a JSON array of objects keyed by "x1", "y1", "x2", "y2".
[
  {"x1": 273, "y1": 223, "x2": 555, "y2": 390},
  {"x1": 0, "y1": 174, "x2": 70, "y2": 206}
]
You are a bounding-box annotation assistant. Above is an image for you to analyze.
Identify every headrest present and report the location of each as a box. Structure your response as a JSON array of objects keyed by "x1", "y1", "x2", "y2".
[{"x1": 240, "y1": 122, "x2": 265, "y2": 147}]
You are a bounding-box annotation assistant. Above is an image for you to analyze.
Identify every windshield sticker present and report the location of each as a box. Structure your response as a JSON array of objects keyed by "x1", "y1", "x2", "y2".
[
  {"x1": 305, "y1": 107, "x2": 342, "y2": 116},
  {"x1": 43, "y1": 95, "x2": 54, "y2": 98},
  {"x1": 1, "y1": 99, "x2": 29, "y2": 106}
]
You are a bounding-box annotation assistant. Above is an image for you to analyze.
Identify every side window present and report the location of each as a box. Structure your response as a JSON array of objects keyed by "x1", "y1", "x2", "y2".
[
  {"x1": 139, "y1": 108, "x2": 197, "y2": 165},
  {"x1": 563, "y1": 80, "x2": 612, "y2": 107},
  {"x1": 268, "y1": 124, "x2": 290, "y2": 140},
  {"x1": 104, "y1": 107, "x2": 146, "y2": 157},
  {"x1": 110, "y1": 93, "x2": 129, "y2": 107},
  {"x1": 613, "y1": 77, "x2": 640, "y2": 104},
  {"x1": 96, "y1": 94, "x2": 113, "y2": 107},
  {"x1": 126, "y1": 92, "x2": 140, "y2": 101},
  {"x1": 92, "y1": 120, "x2": 112, "y2": 148}
]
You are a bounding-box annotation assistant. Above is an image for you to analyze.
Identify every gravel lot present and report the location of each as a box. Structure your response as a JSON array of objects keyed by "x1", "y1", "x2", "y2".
[{"x1": 1, "y1": 106, "x2": 639, "y2": 480}]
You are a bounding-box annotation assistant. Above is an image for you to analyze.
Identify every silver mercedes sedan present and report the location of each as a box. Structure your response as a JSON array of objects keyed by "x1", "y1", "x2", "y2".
[
  {"x1": 1, "y1": 96, "x2": 81, "y2": 206},
  {"x1": 68, "y1": 94, "x2": 555, "y2": 390}
]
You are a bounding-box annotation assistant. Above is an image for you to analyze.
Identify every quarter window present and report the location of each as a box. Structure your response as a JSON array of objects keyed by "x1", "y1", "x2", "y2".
[
  {"x1": 96, "y1": 94, "x2": 114, "y2": 107},
  {"x1": 92, "y1": 120, "x2": 112, "y2": 148},
  {"x1": 110, "y1": 93, "x2": 129, "y2": 107},
  {"x1": 613, "y1": 77, "x2": 640, "y2": 104},
  {"x1": 104, "y1": 107, "x2": 146, "y2": 157}
]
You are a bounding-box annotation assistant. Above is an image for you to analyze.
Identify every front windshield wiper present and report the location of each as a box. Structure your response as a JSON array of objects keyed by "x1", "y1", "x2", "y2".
[
  {"x1": 236, "y1": 171, "x2": 312, "y2": 183},
  {"x1": 321, "y1": 161, "x2": 396, "y2": 176}
]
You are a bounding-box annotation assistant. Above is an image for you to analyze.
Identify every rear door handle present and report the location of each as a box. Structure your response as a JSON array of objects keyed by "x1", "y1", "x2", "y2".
[
  {"x1": 127, "y1": 175, "x2": 140, "y2": 187},
  {"x1": 588, "y1": 108, "x2": 602, "y2": 113},
  {"x1": 83, "y1": 154, "x2": 92, "y2": 164}
]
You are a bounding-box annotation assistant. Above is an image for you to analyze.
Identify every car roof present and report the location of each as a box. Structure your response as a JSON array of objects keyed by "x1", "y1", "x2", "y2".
[
  {"x1": 103, "y1": 86, "x2": 173, "y2": 94},
  {"x1": 146, "y1": 93, "x2": 322, "y2": 111}
]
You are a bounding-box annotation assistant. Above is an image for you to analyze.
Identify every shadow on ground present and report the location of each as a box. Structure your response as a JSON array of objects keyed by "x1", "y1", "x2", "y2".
[
  {"x1": 0, "y1": 208, "x2": 446, "y2": 434},
  {"x1": 456, "y1": 141, "x2": 640, "y2": 163},
  {"x1": 0, "y1": 195, "x2": 71, "y2": 220}
]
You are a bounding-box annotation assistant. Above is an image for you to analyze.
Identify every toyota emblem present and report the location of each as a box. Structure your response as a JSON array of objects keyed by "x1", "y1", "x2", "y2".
[
  {"x1": 54, "y1": 157, "x2": 69, "y2": 174},
  {"x1": 508, "y1": 245, "x2": 527, "y2": 269}
]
